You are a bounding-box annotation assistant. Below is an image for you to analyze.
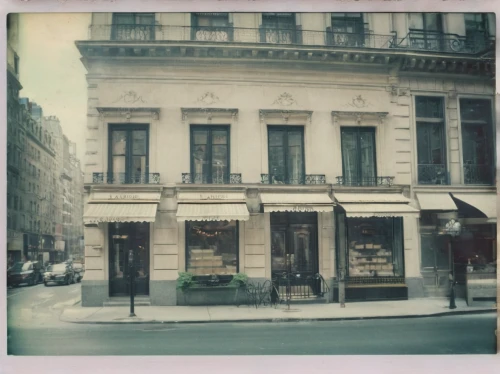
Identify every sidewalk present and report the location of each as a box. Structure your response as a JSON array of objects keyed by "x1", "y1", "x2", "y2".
[{"x1": 60, "y1": 297, "x2": 497, "y2": 324}]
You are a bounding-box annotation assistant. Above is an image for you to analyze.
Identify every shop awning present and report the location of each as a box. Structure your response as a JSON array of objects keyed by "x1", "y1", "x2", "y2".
[
  {"x1": 260, "y1": 192, "x2": 335, "y2": 213},
  {"x1": 335, "y1": 193, "x2": 410, "y2": 203},
  {"x1": 451, "y1": 193, "x2": 497, "y2": 219},
  {"x1": 83, "y1": 203, "x2": 158, "y2": 224},
  {"x1": 176, "y1": 203, "x2": 250, "y2": 221},
  {"x1": 416, "y1": 193, "x2": 458, "y2": 211},
  {"x1": 339, "y1": 203, "x2": 420, "y2": 218}
]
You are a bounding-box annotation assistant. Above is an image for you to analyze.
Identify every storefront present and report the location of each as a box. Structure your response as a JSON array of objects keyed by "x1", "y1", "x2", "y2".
[
  {"x1": 7, "y1": 230, "x2": 23, "y2": 266},
  {"x1": 334, "y1": 192, "x2": 419, "y2": 301}
]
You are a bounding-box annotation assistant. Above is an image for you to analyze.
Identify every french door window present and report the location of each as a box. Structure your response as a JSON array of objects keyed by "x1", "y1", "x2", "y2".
[
  {"x1": 108, "y1": 125, "x2": 149, "y2": 184},
  {"x1": 329, "y1": 13, "x2": 365, "y2": 47},
  {"x1": 191, "y1": 126, "x2": 229, "y2": 184},
  {"x1": 261, "y1": 13, "x2": 297, "y2": 44},
  {"x1": 340, "y1": 127, "x2": 376, "y2": 186},
  {"x1": 267, "y1": 126, "x2": 305, "y2": 184},
  {"x1": 415, "y1": 96, "x2": 448, "y2": 185},
  {"x1": 409, "y1": 13, "x2": 443, "y2": 51},
  {"x1": 460, "y1": 99, "x2": 494, "y2": 185},
  {"x1": 464, "y1": 14, "x2": 489, "y2": 51},
  {"x1": 192, "y1": 13, "x2": 232, "y2": 42},
  {"x1": 111, "y1": 13, "x2": 155, "y2": 41}
]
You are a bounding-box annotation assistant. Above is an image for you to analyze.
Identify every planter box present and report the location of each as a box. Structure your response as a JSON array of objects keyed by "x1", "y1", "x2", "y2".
[{"x1": 177, "y1": 286, "x2": 248, "y2": 306}]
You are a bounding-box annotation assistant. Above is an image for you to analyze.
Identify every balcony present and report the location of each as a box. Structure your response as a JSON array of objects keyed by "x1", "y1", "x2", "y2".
[
  {"x1": 463, "y1": 164, "x2": 494, "y2": 185},
  {"x1": 335, "y1": 176, "x2": 394, "y2": 187},
  {"x1": 92, "y1": 172, "x2": 161, "y2": 184},
  {"x1": 418, "y1": 164, "x2": 449, "y2": 185},
  {"x1": 89, "y1": 24, "x2": 396, "y2": 49},
  {"x1": 182, "y1": 172, "x2": 242, "y2": 184},
  {"x1": 399, "y1": 29, "x2": 494, "y2": 54},
  {"x1": 261, "y1": 173, "x2": 326, "y2": 185}
]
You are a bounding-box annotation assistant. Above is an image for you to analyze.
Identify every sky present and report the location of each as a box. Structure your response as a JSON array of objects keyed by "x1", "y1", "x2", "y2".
[{"x1": 17, "y1": 13, "x2": 91, "y2": 163}]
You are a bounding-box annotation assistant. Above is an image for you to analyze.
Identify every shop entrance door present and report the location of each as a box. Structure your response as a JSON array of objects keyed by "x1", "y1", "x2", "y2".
[
  {"x1": 270, "y1": 212, "x2": 319, "y2": 297},
  {"x1": 109, "y1": 222, "x2": 150, "y2": 296}
]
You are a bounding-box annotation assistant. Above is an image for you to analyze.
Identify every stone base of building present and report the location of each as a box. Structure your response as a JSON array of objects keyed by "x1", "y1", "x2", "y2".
[
  {"x1": 406, "y1": 277, "x2": 425, "y2": 298},
  {"x1": 332, "y1": 285, "x2": 409, "y2": 302},
  {"x1": 150, "y1": 280, "x2": 177, "y2": 306},
  {"x1": 81, "y1": 280, "x2": 108, "y2": 307}
]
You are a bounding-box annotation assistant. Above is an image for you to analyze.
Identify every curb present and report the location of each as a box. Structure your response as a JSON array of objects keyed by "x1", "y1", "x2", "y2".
[{"x1": 60, "y1": 308, "x2": 496, "y2": 325}]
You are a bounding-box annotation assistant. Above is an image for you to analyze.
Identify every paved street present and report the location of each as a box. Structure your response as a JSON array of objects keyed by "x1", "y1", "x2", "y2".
[{"x1": 6, "y1": 284, "x2": 497, "y2": 355}]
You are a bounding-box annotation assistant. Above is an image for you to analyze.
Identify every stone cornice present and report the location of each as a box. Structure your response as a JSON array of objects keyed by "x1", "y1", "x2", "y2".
[
  {"x1": 96, "y1": 106, "x2": 160, "y2": 120},
  {"x1": 181, "y1": 107, "x2": 238, "y2": 123},
  {"x1": 331, "y1": 111, "x2": 388, "y2": 125}
]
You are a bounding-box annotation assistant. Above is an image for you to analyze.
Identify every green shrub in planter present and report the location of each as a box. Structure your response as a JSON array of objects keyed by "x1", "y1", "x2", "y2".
[
  {"x1": 228, "y1": 273, "x2": 249, "y2": 288},
  {"x1": 176, "y1": 272, "x2": 195, "y2": 291}
]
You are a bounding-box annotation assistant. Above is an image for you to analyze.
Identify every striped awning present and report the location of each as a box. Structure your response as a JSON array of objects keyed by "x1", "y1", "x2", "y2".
[
  {"x1": 339, "y1": 203, "x2": 420, "y2": 218},
  {"x1": 83, "y1": 204, "x2": 158, "y2": 224},
  {"x1": 260, "y1": 192, "x2": 335, "y2": 213},
  {"x1": 176, "y1": 203, "x2": 250, "y2": 222}
]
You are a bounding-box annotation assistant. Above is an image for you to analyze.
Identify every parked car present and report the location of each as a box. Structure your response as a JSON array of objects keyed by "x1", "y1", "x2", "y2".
[
  {"x1": 72, "y1": 263, "x2": 84, "y2": 283},
  {"x1": 44, "y1": 263, "x2": 74, "y2": 286},
  {"x1": 7, "y1": 261, "x2": 44, "y2": 287}
]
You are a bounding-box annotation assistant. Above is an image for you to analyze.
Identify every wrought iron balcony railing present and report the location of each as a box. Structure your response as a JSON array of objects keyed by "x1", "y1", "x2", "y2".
[
  {"x1": 182, "y1": 172, "x2": 242, "y2": 184},
  {"x1": 335, "y1": 176, "x2": 394, "y2": 187},
  {"x1": 418, "y1": 164, "x2": 449, "y2": 185},
  {"x1": 463, "y1": 164, "x2": 494, "y2": 185},
  {"x1": 261, "y1": 173, "x2": 326, "y2": 185},
  {"x1": 92, "y1": 172, "x2": 160, "y2": 184},
  {"x1": 399, "y1": 29, "x2": 494, "y2": 54},
  {"x1": 89, "y1": 24, "x2": 396, "y2": 49}
]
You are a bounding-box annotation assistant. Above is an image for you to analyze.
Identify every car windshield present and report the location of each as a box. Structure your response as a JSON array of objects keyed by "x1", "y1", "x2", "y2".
[
  {"x1": 47, "y1": 264, "x2": 66, "y2": 272},
  {"x1": 11, "y1": 262, "x2": 31, "y2": 272}
]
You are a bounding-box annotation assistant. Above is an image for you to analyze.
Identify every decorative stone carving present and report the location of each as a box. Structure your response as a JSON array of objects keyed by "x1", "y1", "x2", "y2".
[
  {"x1": 113, "y1": 91, "x2": 145, "y2": 104},
  {"x1": 259, "y1": 109, "x2": 312, "y2": 125},
  {"x1": 332, "y1": 111, "x2": 388, "y2": 125},
  {"x1": 348, "y1": 95, "x2": 371, "y2": 109},
  {"x1": 181, "y1": 108, "x2": 238, "y2": 124},
  {"x1": 196, "y1": 92, "x2": 220, "y2": 105},
  {"x1": 273, "y1": 92, "x2": 297, "y2": 106}
]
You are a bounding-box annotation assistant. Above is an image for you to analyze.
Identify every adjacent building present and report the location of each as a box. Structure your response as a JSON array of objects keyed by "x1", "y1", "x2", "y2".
[{"x1": 76, "y1": 12, "x2": 496, "y2": 306}]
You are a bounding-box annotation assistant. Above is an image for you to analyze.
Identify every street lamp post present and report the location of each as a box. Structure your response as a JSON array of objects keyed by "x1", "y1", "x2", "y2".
[
  {"x1": 128, "y1": 249, "x2": 136, "y2": 317},
  {"x1": 444, "y1": 219, "x2": 461, "y2": 310}
]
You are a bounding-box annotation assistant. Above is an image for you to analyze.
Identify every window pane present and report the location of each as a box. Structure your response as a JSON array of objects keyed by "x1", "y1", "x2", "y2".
[
  {"x1": 420, "y1": 234, "x2": 450, "y2": 270},
  {"x1": 113, "y1": 156, "x2": 126, "y2": 174},
  {"x1": 114, "y1": 13, "x2": 135, "y2": 24},
  {"x1": 212, "y1": 145, "x2": 228, "y2": 183},
  {"x1": 341, "y1": 130, "x2": 359, "y2": 184},
  {"x1": 193, "y1": 130, "x2": 208, "y2": 145},
  {"x1": 460, "y1": 99, "x2": 491, "y2": 122},
  {"x1": 287, "y1": 132, "x2": 303, "y2": 184},
  {"x1": 136, "y1": 13, "x2": 155, "y2": 25},
  {"x1": 424, "y1": 13, "x2": 441, "y2": 31},
  {"x1": 415, "y1": 97, "x2": 443, "y2": 118},
  {"x1": 112, "y1": 131, "x2": 127, "y2": 155},
  {"x1": 359, "y1": 131, "x2": 375, "y2": 180},
  {"x1": 132, "y1": 131, "x2": 147, "y2": 155},
  {"x1": 186, "y1": 221, "x2": 238, "y2": 275},
  {"x1": 212, "y1": 130, "x2": 227, "y2": 145},
  {"x1": 268, "y1": 130, "x2": 284, "y2": 146}
]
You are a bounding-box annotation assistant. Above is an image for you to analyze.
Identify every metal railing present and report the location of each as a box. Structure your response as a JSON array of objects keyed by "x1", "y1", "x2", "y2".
[
  {"x1": 399, "y1": 29, "x2": 494, "y2": 54},
  {"x1": 418, "y1": 164, "x2": 449, "y2": 185},
  {"x1": 261, "y1": 173, "x2": 326, "y2": 185},
  {"x1": 335, "y1": 176, "x2": 394, "y2": 187},
  {"x1": 181, "y1": 172, "x2": 242, "y2": 184},
  {"x1": 272, "y1": 272, "x2": 330, "y2": 308},
  {"x1": 92, "y1": 172, "x2": 160, "y2": 184},
  {"x1": 463, "y1": 164, "x2": 494, "y2": 185},
  {"x1": 346, "y1": 276, "x2": 405, "y2": 285},
  {"x1": 89, "y1": 24, "x2": 396, "y2": 49}
]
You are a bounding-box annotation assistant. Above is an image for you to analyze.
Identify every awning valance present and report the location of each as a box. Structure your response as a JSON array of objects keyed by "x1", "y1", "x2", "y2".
[
  {"x1": 339, "y1": 203, "x2": 420, "y2": 218},
  {"x1": 451, "y1": 193, "x2": 496, "y2": 219},
  {"x1": 176, "y1": 203, "x2": 250, "y2": 222},
  {"x1": 260, "y1": 192, "x2": 335, "y2": 213},
  {"x1": 335, "y1": 193, "x2": 410, "y2": 203},
  {"x1": 416, "y1": 193, "x2": 458, "y2": 211},
  {"x1": 83, "y1": 204, "x2": 158, "y2": 224}
]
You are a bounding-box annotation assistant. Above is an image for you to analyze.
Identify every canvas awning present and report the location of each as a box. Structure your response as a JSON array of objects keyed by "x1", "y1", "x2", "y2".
[
  {"x1": 260, "y1": 192, "x2": 335, "y2": 213},
  {"x1": 335, "y1": 193, "x2": 410, "y2": 203},
  {"x1": 339, "y1": 203, "x2": 420, "y2": 218},
  {"x1": 176, "y1": 203, "x2": 250, "y2": 221},
  {"x1": 416, "y1": 193, "x2": 458, "y2": 211},
  {"x1": 451, "y1": 193, "x2": 496, "y2": 219},
  {"x1": 83, "y1": 203, "x2": 158, "y2": 224}
]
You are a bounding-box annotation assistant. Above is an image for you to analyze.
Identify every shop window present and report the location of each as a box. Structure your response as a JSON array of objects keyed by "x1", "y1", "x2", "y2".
[
  {"x1": 191, "y1": 13, "x2": 232, "y2": 41},
  {"x1": 190, "y1": 126, "x2": 229, "y2": 184},
  {"x1": 186, "y1": 221, "x2": 238, "y2": 275},
  {"x1": 111, "y1": 13, "x2": 155, "y2": 41},
  {"x1": 268, "y1": 126, "x2": 305, "y2": 184},
  {"x1": 345, "y1": 217, "x2": 404, "y2": 278},
  {"x1": 328, "y1": 13, "x2": 365, "y2": 47},
  {"x1": 415, "y1": 96, "x2": 448, "y2": 185},
  {"x1": 261, "y1": 13, "x2": 298, "y2": 44},
  {"x1": 460, "y1": 99, "x2": 494, "y2": 185},
  {"x1": 108, "y1": 125, "x2": 149, "y2": 184},
  {"x1": 340, "y1": 127, "x2": 376, "y2": 186}
]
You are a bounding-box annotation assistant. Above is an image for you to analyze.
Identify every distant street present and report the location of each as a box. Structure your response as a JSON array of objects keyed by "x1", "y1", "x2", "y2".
[{"x1": 7, "y1": 284, "x2": 497, "y2": 355}]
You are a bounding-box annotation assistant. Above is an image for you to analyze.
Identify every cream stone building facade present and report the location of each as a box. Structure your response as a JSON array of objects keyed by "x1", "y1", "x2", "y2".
[{"x1": 77, "y1": 12, "x2": 496, "y2": 306}]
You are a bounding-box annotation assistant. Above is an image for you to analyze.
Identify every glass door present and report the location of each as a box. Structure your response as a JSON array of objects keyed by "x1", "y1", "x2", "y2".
[{"x1": 109, "y1": 223, "x2": 150, "y2": 296}]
